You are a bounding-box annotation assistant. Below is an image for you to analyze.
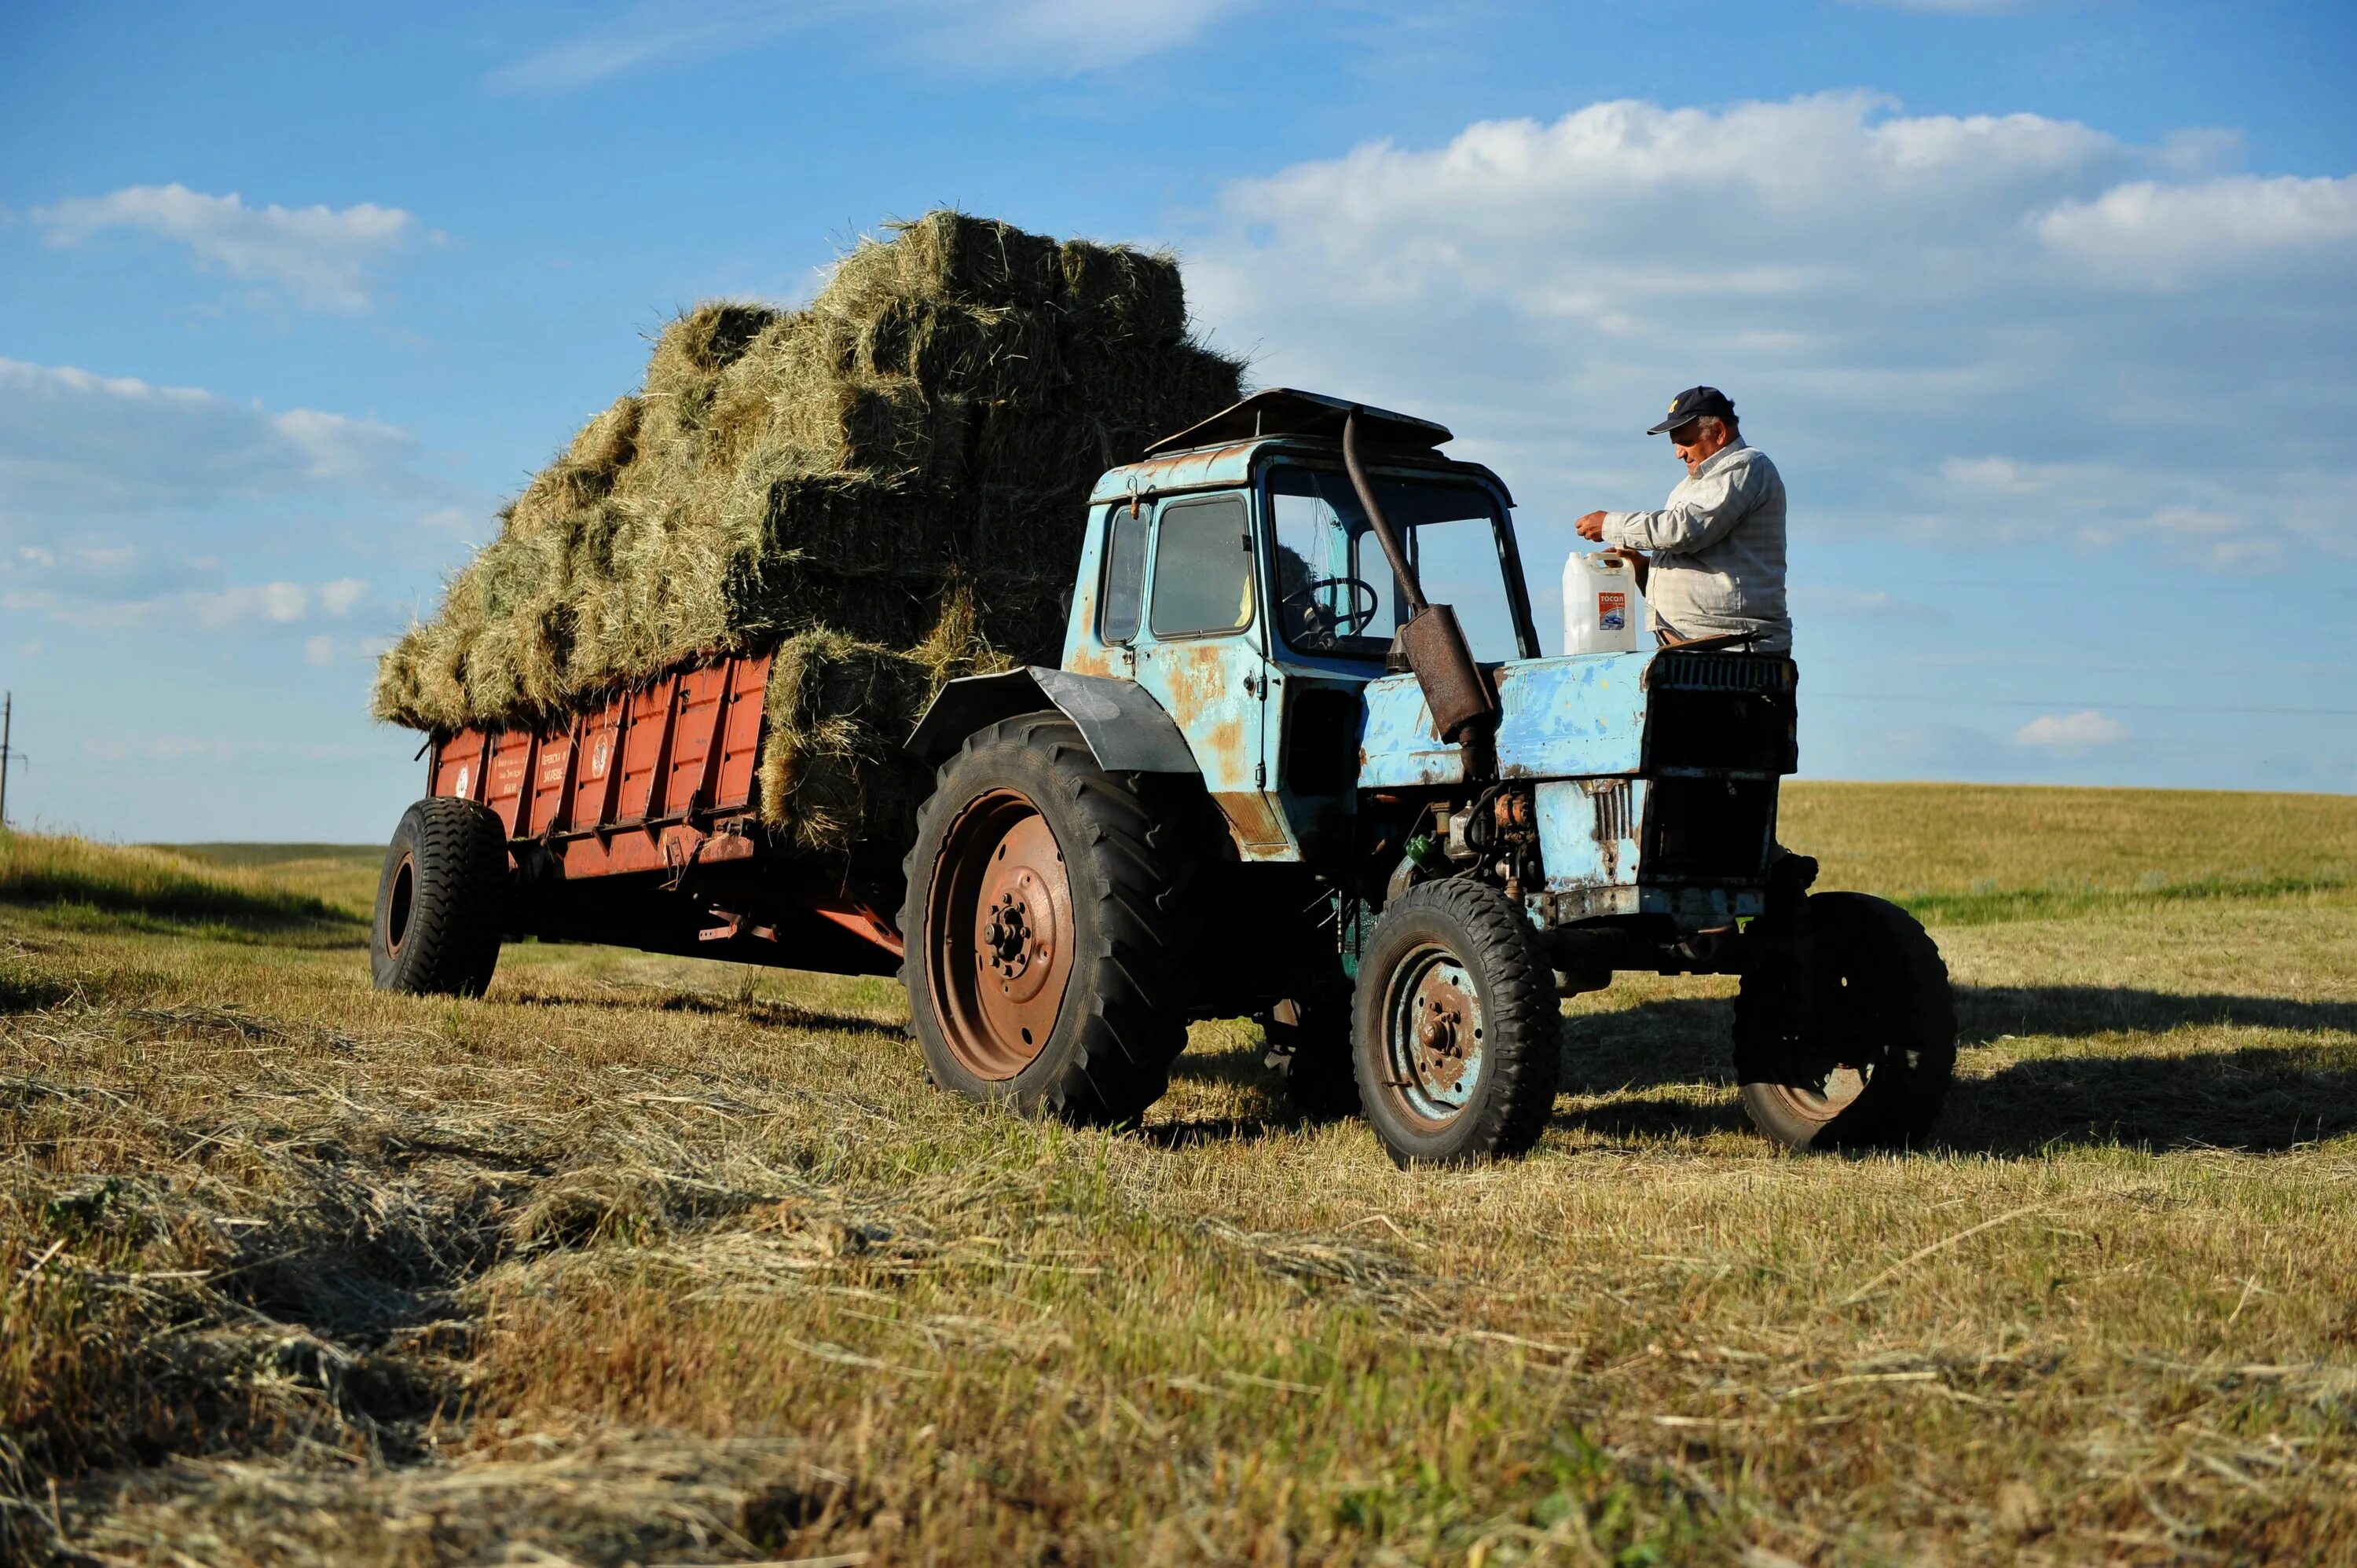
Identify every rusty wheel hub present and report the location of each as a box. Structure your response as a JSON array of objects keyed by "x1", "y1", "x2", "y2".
[
  {"x1": 1381, "y1": 944, "x2": 1487, "y2": 1129},
  {"x1": 927, "y1": 793, "x2": 1075, "y2": 1081}
]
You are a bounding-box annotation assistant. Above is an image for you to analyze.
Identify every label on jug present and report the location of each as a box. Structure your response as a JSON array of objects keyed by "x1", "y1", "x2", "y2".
[{"x1": 1598, "y1": 592, "x2": 1626, "y2": 632}]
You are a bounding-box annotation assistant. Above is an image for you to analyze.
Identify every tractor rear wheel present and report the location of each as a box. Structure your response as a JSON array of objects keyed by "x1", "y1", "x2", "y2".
[
  {"x1": 1733, "y1": 891, "x2": 1955, "y2": 1149},
  {"x1": 371, "y1": 797, "x2": 508, "y2": 997},
  {"x1": 902, "y1": 715, "x2": 1198, "y2": 1126},
  {"x1": 1353, "y1": 878, "x2": 1562, "y2": 1167}
]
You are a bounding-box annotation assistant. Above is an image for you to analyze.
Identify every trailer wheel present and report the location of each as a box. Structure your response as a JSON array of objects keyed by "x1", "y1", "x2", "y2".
[
  {"x1": 901, "y1": 714, "x2": 1198, "y2": 1126},
  {"x1": 371, "y1": 797, "x2": 509, "y2": 997},
  {"x1": 1353, "y1": 879, "x2": 1562, "y2": 1167},
  {"x1": 1733, "y1": 891, "x2": 1955, "y2": 1150}
]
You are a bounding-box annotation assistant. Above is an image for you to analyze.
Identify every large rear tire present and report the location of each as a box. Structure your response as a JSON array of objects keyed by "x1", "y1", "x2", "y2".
[
  {"x1": 1353, "y1": 879, "x2": 1561, "y2": 1167},
  {"x1": 371, "y1": 797, "x2": 508, "y2": 997},
  {"x1": 1733, "y1": 891, "x2": 1955, "y2": 1149},
  {"x1": 901, "y1": 715, "x2": 1198, "y2": 1126}
]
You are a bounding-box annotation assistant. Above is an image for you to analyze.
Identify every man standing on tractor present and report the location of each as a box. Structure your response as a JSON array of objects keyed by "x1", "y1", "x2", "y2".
[{"x1": 1574, "y1": 386, "x2": 1791, "y2": 652}]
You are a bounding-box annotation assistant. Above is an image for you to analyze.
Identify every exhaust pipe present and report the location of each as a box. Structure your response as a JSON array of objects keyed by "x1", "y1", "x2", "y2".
[{"x1": 1344, "y1": 408, "x2": 1498, "y2": 745}]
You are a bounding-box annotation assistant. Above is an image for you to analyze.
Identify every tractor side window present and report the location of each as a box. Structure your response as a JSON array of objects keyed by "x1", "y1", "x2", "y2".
[
  {"x1": 1099, "y1": 505, "x2": 1147, "y2": 644},
  {"x1": 1149, "y1": 495, "x2": 1255, "y2": 638}
]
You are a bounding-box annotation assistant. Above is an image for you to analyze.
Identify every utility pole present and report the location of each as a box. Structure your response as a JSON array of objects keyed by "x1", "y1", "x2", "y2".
[{"x1": 0, "y1": 691, "x2": 13, "y2": 830}]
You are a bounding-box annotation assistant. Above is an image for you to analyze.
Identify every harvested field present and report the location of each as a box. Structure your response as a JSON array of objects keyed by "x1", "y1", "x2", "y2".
[
  {"x1": 4, "y1": 783, "x2": 2355, "y2": 1564},
  {"x1": 368, "y1": 212, "x2": 1244, "y2": 859}
]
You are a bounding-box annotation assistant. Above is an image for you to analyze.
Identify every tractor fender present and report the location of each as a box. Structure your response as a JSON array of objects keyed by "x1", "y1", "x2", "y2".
[{"x1": 905, "y1": 667, "x2": 1200, "y2": 775}]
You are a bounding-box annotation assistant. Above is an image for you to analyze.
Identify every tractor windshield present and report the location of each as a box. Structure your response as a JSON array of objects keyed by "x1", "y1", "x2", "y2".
[{"x1": 1266, "y1": 466, "x2": 1526, "y2": 662}]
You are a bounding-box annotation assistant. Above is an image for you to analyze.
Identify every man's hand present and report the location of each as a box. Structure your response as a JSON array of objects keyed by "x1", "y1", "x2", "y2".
[
  {"x1": 1574, "y1": 509, "x2": 1607, "y2": 541},
  {"x1": 1603, "y1": 546, "x2": 1649, "y2": 593}
]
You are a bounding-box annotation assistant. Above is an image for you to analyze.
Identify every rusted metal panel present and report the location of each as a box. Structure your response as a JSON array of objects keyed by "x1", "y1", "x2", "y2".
[
  {"x1": 485, "y1": 731, "x2": 533, "y2": 835},
  {"x1": 614, "y1": 683, "x2": 673, "y2": 822},
  {"x1": 1356, "y1": 672, "x2": 1463, "y2": 789},
  {"x1": 1535, "y1": 776, "x2": 1647, "y2": 894},
  {"x1": 1135, "y1": 633, "x2": 1293, "y2": 859},
  {"x1": 430, "y1": 651, "x2": 777, "y2": 873},
  {"x1": 1087, "y1": 441, "x2": 1258, "y2": 504},
  {"x1": 1357, "y1": 651, "x2": 1654, "y2": 790},
  {"x1": 1526, "y1": 884, "x2": 1761, "y2": 928}
]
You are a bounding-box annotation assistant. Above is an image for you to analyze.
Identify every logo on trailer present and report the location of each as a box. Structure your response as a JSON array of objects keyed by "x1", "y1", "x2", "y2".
[
  {"x1": 453, "y1": 764, "x2": 471, "y2": 797},
  {"x1": 1597, "y1": 592, "x2": 1626, "y2": 632}
]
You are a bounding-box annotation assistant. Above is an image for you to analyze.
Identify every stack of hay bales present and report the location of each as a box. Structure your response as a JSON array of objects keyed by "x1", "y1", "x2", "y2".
[{"x1": 372, "y1": 213, "x2": 1245, "y2": 856}]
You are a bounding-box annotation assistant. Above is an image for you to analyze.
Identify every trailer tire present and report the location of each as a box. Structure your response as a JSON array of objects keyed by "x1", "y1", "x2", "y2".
[
  {"x1": 1353, "y1": 878, "x2": 1562, "y2": 1167},
  {"x1": 371, "y1": 797, "x2": 509, "y2": 997},
  {"x1": 901, "y1": 714, "x2": 1199, "y2": 1127},
  {"x1": 1733, "y1": 891, "x2": 1955, "y2": 1150}
]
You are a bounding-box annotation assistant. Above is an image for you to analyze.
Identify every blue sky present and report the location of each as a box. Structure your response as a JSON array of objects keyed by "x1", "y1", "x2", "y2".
[{"x1": 2, "y1": 0, "x2": 2352, "y2": 842}]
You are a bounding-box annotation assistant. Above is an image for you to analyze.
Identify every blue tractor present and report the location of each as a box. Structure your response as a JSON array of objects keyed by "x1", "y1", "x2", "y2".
[{"x1": 904, "y1": 389, "x2": 1956, "y2": 1165}]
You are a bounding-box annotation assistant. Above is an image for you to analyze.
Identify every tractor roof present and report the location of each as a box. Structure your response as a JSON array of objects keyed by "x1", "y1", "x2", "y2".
[
  {"x1": 1093, "y1": 389, "x2": 1509, "y2": 508},
  {"x1": 1143, "y1": 389, "x2": 1452, "y2": 457}
]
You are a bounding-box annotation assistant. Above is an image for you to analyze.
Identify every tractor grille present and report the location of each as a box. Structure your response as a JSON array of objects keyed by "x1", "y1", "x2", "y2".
[
  {"x1": 1651, "y1": 650, "x2": 1797, "y2": 694},
  {"x1": 1589, "y1": 779, "x2": 1633, "y2": 844}
]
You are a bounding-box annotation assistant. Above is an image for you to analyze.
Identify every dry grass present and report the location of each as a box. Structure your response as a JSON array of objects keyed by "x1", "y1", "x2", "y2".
[{"x1": 3, "y1": 784, "x2": 2354, "y2": 1565}]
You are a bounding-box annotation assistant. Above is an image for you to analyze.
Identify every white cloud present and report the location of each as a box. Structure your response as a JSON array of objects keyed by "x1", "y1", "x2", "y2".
[
  {"x1": 490, "y1": 0, "x2": 1244, "y2": 92},
  {"x1": 1186, "y1": 92, "x2": 2357, "y2": 573},
  {"x1": 1941, "y1": 456, "x2": 2063, "y2": 494},
  {"x1": 32, "y1": 184, "x2": 416, "y2": 311},
  {"x1": 2013, "y1": 710, "x2": 2129, "y2": 751},
  {"x1": 2036, "y1": 174, "x2": 2357, "y2": 288},
  {"x1": 0, "y1": 357, "x2": 434, "y2": 640},
  {"x1": 304, "y1": 634, "x2": 338, "y2": 667},
  {"x1": 0, "y1": 356, "x2": 417, "y2": 513}
]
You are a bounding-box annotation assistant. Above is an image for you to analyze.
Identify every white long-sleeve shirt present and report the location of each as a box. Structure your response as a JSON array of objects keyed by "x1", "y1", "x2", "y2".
[{"x1": 1600, "y1": 438, "x2": 1791, "y2": 652}]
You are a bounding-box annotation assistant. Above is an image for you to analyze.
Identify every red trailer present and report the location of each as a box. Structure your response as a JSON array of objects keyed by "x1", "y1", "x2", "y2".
[{"x1": 369, "y1": 650, "x2": 904, "y2": 997}]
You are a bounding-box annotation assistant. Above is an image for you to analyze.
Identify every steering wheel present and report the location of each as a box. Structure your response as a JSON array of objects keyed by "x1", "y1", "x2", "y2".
[{"x1": 1280, "y1": 575, "x2": 1382, "y2": 638}]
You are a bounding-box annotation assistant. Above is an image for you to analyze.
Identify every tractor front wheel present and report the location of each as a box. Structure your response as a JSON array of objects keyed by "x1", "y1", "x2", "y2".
[
  {"x1": 1733, "y1": 891, "x2": 1956, "y2": 1149},
  {"x1": 1353, "y1": 879, "x2": 1562, "y2": 1167},
  {"x1": 902, "y1": 715, "x2": 1198, "y2": 1126}
]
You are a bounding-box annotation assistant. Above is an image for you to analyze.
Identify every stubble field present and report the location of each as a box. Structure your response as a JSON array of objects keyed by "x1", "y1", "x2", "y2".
[{"x1": 3, "y1": 782, "x2": 2354, "y2": 1566}]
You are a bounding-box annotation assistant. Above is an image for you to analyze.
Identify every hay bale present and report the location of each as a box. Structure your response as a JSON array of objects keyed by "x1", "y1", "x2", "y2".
[
  {"x1": 822, "y1": 212, "x2": 1061, "y2": 313},
  {"x1": 1058, "y1": 240, "x2": 1187, "y2": 345},
  {"x1": 377, "y1": 211, "x2": 1245, "y2": 856}
]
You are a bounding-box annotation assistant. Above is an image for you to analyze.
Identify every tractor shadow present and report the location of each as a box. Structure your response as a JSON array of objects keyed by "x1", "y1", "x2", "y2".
[{"x1": 1551, "y1": 985, "x2": 2357, "y2": 1155}]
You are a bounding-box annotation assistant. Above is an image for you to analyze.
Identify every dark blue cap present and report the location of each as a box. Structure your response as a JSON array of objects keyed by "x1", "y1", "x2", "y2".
[{"x1": 1646, "y1": 386, "x2": 1736, "y2": 435}]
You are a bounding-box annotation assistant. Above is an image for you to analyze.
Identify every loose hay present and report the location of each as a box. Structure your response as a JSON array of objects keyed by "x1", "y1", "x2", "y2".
[{"x1": 373, "y1": 212, "x2": 1246, "y2": 856}]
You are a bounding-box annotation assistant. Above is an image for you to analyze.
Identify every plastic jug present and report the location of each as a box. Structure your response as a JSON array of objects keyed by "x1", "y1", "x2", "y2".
[{"x1": 1561, "y1": 549, "x2": 1642, "y2": 654}]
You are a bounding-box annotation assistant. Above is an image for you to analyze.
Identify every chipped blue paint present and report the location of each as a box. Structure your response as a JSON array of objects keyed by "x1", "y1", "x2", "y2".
[
  {"x1": 1534, "y1": 777, "x2": 1647, "y2": 894},
  {"x1": 1357, "y1": 650, "x2": 1655, "y2": 790}
]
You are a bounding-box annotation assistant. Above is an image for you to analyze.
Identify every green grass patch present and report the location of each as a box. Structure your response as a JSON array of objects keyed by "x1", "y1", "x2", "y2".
[
  {"x1": 0, "y1": 832, "x2": 361, "y2": 934},
  {"x1": 1901, "y1": 870, "x2": 2357, "y2": 926}
]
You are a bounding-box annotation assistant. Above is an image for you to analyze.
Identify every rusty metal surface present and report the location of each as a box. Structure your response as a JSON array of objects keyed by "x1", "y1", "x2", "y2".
[
  {"x1": 1378, "y1": 941, "x2": 1486, "y2": 1130},
  {"x1": 1396, "y1": 606, "x2": 1496, "y2": 745},
  {"x1": 1358, "y1": 650, "x2": 1655, "y2": 791},
  {"x1": 924, "y1": 789, "x2": 1072, "y2": 1081},
  {"x1": 1534, "y1": 776, "x2": 1645, "y2": 894},
  {"x1": 431, "y1": 653, "x2": 772, "y2": 853},
  {"x1": 1525, "y1": 883, "x2": 1762, "y2": 929}
]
